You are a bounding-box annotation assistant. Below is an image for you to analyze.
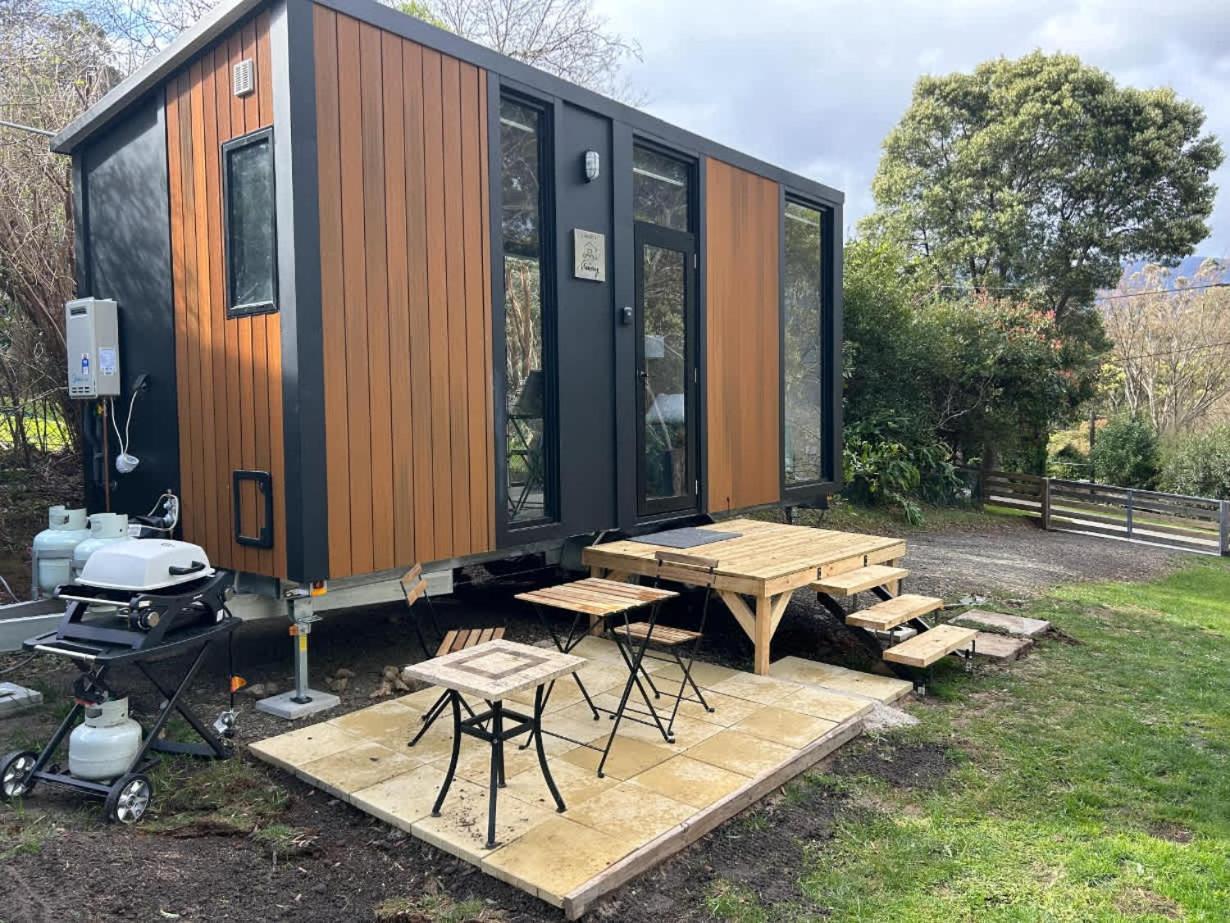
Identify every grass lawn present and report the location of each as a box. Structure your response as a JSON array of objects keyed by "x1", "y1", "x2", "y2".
[{"x1": 773, "y1": 558, "x2": 1230, "y2": 921}]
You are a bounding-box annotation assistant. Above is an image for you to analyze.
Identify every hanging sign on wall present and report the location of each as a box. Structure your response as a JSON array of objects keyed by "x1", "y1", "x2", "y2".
[{"x1": 573, "y1": 228, "x2": 606, "y2": 282}]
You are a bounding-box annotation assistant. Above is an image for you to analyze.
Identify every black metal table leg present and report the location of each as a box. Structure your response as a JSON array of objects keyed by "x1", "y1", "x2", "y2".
[
  {"x1": 534, "y1": 605, "x2": 600, "y2": 719},
  {"x1": 432, "y1": 691, "x2": 463, "y2": 816},
  {"x1": 598, "y1": 602, "x2": 671, "y2": 777},
  {"x1": 487, "y1": 700, "x2": 503, "y2": 848},
  {"x1": 533, "y1": 685, "x2": 566, "y2": 812}
]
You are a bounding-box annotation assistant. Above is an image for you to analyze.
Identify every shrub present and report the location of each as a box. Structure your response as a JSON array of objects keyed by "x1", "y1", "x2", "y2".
[
  {"x1": 1090, "y1": 417, "x2": 1159, "y2": 488},
  {"x1": 841, "y1": 418, "x2": 962, "y2": 524},
  {"x1": 1159, "y1": 425, "x2": 1230, "y2": 499}
]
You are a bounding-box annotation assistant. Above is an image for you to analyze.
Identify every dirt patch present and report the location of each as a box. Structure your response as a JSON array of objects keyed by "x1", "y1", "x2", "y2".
[
  {"x1": 830, "y1": 738, "x2": 957, "y2": 789},
  {"x1": 1149, "y1": 822, "x2": 1194, "y2": 844},
  {"x1": 1114, "y1": 887, "x2": 1183, "y2": 919}
]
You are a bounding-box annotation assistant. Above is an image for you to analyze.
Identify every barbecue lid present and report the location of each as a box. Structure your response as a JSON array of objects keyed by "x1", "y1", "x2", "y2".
[{"x1": 77, "y1": 539, "x2": 215, "y2": 591}]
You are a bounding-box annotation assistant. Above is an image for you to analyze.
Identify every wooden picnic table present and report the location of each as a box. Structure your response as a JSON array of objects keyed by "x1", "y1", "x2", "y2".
[{"x1": 581, "y1": 518, "x2": 906, "y2": 675}]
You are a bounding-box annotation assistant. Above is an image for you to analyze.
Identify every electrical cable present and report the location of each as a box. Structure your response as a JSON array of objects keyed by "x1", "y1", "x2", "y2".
[{"x1": 109, "y1": 390, "x2": 140, "y2": 474}]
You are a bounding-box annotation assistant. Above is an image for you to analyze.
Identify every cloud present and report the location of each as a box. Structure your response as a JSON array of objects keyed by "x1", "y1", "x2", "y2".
[{"x1": 596, "y1": 0, "x2": 1230, "y2": 256}]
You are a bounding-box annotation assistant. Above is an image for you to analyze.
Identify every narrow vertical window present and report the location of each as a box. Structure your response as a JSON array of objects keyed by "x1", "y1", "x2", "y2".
[
  {"x1": 222, "y1": 128, "x2": 277, "y2": 316},
  {"x1": 500, "y1": 98, "x2": 553, "y2": 524},
  {"x1": 783, "y1": 200, "x2": 825, "y2": 485}
]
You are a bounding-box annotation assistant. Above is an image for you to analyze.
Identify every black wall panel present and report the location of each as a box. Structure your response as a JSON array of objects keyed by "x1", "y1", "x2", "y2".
[{"x1": 79, "y1": 92, "x2": 180, "y2": 517}]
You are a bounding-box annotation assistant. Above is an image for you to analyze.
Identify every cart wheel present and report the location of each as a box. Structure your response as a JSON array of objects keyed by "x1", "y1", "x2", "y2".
[
  {"x1": 0, "y1": 750, "x2": 38, "y2": 801},
  {"x1": 105, "y1": 773, "x2": 153, "y2": 825}
]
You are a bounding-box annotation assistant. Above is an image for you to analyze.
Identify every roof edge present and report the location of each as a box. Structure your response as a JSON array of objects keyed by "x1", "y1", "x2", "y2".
[{"x1": 51, "y1": 0, "x2": 267, "y2": 154}]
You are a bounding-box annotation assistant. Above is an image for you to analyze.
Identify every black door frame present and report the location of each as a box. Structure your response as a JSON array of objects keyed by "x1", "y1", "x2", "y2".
[{"x1": 634, "y1": 221, "x2": 699, "y2": 518}]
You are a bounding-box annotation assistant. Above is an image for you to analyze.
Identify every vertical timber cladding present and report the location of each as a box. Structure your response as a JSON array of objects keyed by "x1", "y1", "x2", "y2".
[
  {"x1": 314, "y1": 6, "x2": 495, "y2": 579},
  {"x1": 165, "y1": 11, "x2": 288, "y2": 578},
  {"x1": 704, "y1": 158, "x2": 782, "y2": 512}
]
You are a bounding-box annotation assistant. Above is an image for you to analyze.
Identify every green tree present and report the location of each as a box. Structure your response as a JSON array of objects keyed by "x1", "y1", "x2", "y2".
[
  {"x1": 1090, "y1": 416, "x2": 1160, "y2": 488},
  {"x1": 868, "y1": 52, "x2": 1222, "y2": 319}
]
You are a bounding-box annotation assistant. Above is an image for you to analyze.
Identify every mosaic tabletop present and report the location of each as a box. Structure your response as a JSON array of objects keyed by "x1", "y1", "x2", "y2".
[{"x1": 402, "y1": 638, "x2": 586, "y2": 701}]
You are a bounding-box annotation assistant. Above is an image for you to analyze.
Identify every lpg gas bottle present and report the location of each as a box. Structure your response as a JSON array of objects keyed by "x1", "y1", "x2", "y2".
[
  {"x1": 68, "y1": 697, "x2": 142, "y2": 781},
  {"x1": 71, "y1": 513, "x2": 130, "y2": 581},
  {"x1": 32, "y1": 506, "x2": 89, "y2": 596}
]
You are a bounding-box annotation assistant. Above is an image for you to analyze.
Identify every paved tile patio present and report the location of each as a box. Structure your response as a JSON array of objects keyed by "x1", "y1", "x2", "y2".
[{"x1": 250, "y1": 638, "x2": 909, "y2": 918}]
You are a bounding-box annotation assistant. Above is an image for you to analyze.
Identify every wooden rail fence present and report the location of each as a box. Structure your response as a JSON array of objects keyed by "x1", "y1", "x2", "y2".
[{"x1": 967, "y1": 469, "x2": 1230, "y2": 557}]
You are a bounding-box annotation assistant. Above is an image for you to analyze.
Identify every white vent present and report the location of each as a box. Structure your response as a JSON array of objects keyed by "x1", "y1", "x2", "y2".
[{"x1": 232, "y1": 59, "x2": 255, "y2": 98}]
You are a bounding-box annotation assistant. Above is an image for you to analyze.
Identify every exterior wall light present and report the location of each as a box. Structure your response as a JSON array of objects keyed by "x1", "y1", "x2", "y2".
[{"x1": 584, "y1": 150, "x2": 600, "y2": 182}]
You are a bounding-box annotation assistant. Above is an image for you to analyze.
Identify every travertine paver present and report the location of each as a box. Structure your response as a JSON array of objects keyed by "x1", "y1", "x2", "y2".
[
  {"x1": 249, "y1": 721, "x2": 364, "y2": 770},
  {"x1": 787, "y1": 685, "x2": 875, "y2": 723},
  {"x1": 482, "y1": 816, "x2": 628, "y2": 904},
  {"x1": 970, "y1": 631, "x2": 1034, "y2": 660},
  {"x1": 298, "y1": 740, "x2": 417, "y2": 797},
  {"x1": 564, "y1": 783, "x2": 694, "y2": 843},
  {"x1": 768, "y1": 655, "x2": 913, "y2": 704},
  {"x1": 685, "y1": 729, "x2": 799, "y2": 777},
  {"x1": 349, "y1": 763, "x2": 449, "y2": 831},
  {"x1": 643, "y1": 660, "x2": 738, "y2": 688},
  {"x1": 252, "y1": 636, "x2": 895, "y2": 915},
  {"x1": 561, "y1": 734, "x2": 674, "y2": 780},
  {"x1": 502, "y1": 758, "x2": 618, "y2": 810},
  {"x1": 707, "y1": 671, "x2": 804, "y2": 705},
  {"x1": 413, "y1": 783, "x2": 555, "y2": 856},
  {"x1": 732, "y1": 705, "x2": 837, "y2": 749},
  {"x1": 628, "y1": 755, "x2": 749, "y2": 808}
]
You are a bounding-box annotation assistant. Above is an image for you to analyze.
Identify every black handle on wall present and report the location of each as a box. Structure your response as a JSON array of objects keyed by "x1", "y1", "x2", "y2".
[{"x1": 232, "y1": 469, "x2": 274, "y2": 549}]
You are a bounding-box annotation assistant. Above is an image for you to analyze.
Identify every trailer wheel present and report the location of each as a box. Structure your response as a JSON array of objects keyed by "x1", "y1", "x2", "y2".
[
  {"x1": 105, "y1": 772, "x2": 153, "y2": 824},
  {"x1": 0, "y1": 750, "x2": 38, "y2": 801}
]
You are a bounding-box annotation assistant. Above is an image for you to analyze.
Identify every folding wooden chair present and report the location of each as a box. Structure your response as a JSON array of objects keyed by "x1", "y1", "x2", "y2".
[
  {"x1": 400, "y1": 565, "x2": 507, "y2": 747},
  {"x1": 608, "y1": 550, "x2": 718, "y2": 734}
]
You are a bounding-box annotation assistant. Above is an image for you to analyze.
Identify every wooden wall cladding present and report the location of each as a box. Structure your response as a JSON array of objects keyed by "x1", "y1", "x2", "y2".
[
  {"x1": 314, "y1": 6, "x2": 495, "y2": 579},
  {"x1": 704, "y1": 157, "x2": 782, "y2": 513},
  {"x1": 165, "y1": 11, "x2": 287, "y2": 578}
]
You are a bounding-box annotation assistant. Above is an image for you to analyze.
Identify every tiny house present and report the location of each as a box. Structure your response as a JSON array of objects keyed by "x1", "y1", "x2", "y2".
[{"x1": 55, "y1": 0, "x2": 844, "y2": 592}]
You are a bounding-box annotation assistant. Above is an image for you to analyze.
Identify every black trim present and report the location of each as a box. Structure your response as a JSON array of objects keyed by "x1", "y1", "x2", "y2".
[
  {"x1": 494, "y1": 90, "x2": 561, "y2": 542},
  {"x1": 72, "y1": 153, "x2": 90, "y2": 296},
  {"x1": 233, "y1": 469, "x2": 274, "y2": 547},
  {"x1": 221, "y1": 125, "x2": 279, "y2": 318},
  {"x1": 633, "y1": 221, "x2": 699, "y2": 518},
  {"x1": 272, "y1": 0, "x2": 329, "y2": 580},
  {"x1": 780, "y1": 190, "x2": 842, "y2": 502}
]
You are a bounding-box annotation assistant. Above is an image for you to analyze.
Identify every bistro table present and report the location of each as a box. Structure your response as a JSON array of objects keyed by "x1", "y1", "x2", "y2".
[
  {"x1": 401, "y1": 638, "x2": 585, "y2": 849},
  {"x1": 515, "y1": 578, "x2": 679, "y2": 777}
]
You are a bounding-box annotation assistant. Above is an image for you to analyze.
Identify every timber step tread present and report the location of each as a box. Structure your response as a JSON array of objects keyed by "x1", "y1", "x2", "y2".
[
  {"x1": 883, "y1": 624, "x2": 979, "y2": 668},
  {"x1": 845, "y1": 594, "x2": 943, "y2": 631},
  {"x1": 811, "y1": 565, "x2": 909, "y2": 597}
]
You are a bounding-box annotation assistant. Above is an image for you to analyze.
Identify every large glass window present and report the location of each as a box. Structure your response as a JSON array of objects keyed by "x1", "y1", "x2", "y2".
[
  {"x1": 634, "y1": 146, "x2": 689, "y2": 231},
  {"x1": 223, "y1": 128, "x2": 277, "y2": 316},
  {"x1": 783, "y1": 200, "x2": 826, "y2": 485},
  {"x1": 500, "y1": 98, "x2": 553, "y2": 524}
]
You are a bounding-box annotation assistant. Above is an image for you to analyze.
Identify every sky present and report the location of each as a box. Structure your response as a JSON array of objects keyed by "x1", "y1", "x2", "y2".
[{"x1": 595, "y1": 0, "x2": 1230, "y2": 258}]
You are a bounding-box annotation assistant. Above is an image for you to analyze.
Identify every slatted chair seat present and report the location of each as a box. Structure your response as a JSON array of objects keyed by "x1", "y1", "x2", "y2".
[
  {"x1": 609, "y1": 622, "x2": 700, "y2": 646},
  {"x1": 437, "y1": 626, "x2": 506, "y2": 657}
]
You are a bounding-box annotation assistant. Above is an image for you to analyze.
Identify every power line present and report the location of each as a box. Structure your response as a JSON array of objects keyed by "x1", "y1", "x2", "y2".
[
  {"x1": 0, "y1": 119, "x2": 55, "y2": 138},
  {"x1": 1098, "y1": 282, "x2": 1230, "y2": 301},
  {"x1": 1114, "y1": 338, "x2": 1230, "y2": 362}
]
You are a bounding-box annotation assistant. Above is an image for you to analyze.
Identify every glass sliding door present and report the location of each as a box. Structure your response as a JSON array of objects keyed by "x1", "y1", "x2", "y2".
[
  {"x1": 633, "y1": 144, "x2": 698, "y2": 516},
  {"x1": 782, "y1": 199, "x2": 826, "y2": 486},
  {"x1": 500, "y1": 97, "x2": 555, "y2": 524}
]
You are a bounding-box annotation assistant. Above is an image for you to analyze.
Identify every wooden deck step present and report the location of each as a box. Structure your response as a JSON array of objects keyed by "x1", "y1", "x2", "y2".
[
  {"x1": 811, "y1": 565, "x2": 908, "y2": 597},
  {"x1": 883, "y1": 624, "x2": 979, "y2": 668},
  {"x1": 845, "y1": 594, "x2": 943, "y2": 631}
]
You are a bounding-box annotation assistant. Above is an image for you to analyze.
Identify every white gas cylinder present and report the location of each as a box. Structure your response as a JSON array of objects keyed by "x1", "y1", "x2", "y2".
[
  {"x1": 32, "y1": 506, "x2": 89, "y2": 597},
  {"x1": 71, "y1": 513, "x2": 130, "y2": 580},
  {"x1": 68, "y1": 697, "x2": 142, "y2": 781}
]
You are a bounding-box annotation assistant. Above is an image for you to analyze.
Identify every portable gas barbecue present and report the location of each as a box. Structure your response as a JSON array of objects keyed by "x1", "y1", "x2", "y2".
[{"x1": 1, "y1": 540, "x2": 240, "y2": 824}]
